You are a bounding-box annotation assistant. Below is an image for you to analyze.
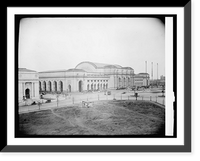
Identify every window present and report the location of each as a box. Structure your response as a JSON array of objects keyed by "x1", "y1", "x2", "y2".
[{"x1": 87, "y1": 80, "x2": 89, "y2": 82}]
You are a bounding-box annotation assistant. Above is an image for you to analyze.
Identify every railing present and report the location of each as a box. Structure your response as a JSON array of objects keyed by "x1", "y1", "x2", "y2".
[
  {"x1": 19, "y1": 93, "x2": 165, "y2": 114},
  {"x1": 68, "y1": 94, "x2": 165, "y2": 106}
]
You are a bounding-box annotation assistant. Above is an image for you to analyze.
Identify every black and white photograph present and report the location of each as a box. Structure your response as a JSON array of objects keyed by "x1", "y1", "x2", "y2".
[
  {"x1": 17, "y1": 16, "x2": 169, "y2": 137},
  {"x1": 3, "y1": 3, "x2": 192, "y2": 154}
]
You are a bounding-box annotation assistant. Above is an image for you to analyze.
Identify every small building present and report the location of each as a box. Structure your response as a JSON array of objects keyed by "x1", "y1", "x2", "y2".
[
  {"x1": 18, "y1": 68, "x2": 40, "y2": 102},
  {"x1": 133, "y1": 73, "x2": 150, "y2": 87},
  {"x1": 149, "y1": 75, "x2": 165, "y2": 87}
]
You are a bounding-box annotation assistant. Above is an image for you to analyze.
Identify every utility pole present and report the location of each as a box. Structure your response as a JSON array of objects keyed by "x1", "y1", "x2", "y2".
[
  {"x1": 145, "y1": 61, "x2": 147, "y2": 86},
  {"x1": 157, "y1": 63, "x2": 158, "y2": 87},
  {"x1": 145, "y1": 61, "x2": 147, "y2": 74},
  {"x1": 151, "y1": 62, "x2": 153, "y2": 81}
]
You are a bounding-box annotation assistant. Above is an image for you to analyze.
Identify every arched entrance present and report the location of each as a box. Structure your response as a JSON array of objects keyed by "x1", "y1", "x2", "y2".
[
  {"x1": 48, "y1": 81, "x2": 52, "y2": 91},
  {"x1": 68, "y1": 85, "x2": 71, "y2": 92},
  {"x1": 54, "y1": 81, "x2": 57, "y2": 92},
  {"x1": 43, "y1": 81, "x2": 46, "y2": 91},
  {"x1": 25, "y1": 88, "x2": 30, "y2": 99},
  {"x1": 78, "y1": 81, "x2": 83, "y2": 92},
  {"x1": 39, "y1": 81, "x2": 42, "y2": 92},
  {"x1": 59, "y1": 81, "x2": 63, "y2": 92}
]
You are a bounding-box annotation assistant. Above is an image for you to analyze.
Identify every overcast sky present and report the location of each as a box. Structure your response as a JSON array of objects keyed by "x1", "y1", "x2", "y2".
[{"x1": 18, "y1": 17, "x2": 165, "y2": 78}]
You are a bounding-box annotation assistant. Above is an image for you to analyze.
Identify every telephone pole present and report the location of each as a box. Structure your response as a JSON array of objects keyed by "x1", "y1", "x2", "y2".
[
  {"x1": 157, "y1": 63, "x2": 158, "y2": 86},
  {"x1": 151, "y1": 62, "x2": 153, "y2": 80}
]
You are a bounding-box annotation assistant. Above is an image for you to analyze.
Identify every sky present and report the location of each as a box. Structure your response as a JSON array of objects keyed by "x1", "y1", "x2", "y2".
[{"x1": 18, "y1": 17, "x2": 165, "y2": 78}]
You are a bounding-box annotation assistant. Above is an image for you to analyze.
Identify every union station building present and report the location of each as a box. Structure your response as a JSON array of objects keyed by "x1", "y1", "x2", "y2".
[
  {"x1": 39, "y1": 61, "x2": 135, "y2": 93},
  {"x1": 19, "y1": 61, "x2": 150, "y2": 101}
]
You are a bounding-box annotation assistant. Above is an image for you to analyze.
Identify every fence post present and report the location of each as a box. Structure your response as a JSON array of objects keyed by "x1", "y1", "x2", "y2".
[{"x1": 56, "y1": 95, "x2": 59, "y2": 107}]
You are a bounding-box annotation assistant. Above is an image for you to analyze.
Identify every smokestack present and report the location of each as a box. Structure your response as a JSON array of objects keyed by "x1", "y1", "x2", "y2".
[
  {"x1": 157, "y1": 63, "x2": 158, "y2": 80},
  {"x1": 145, "y1": 61, "x2": 147, "y2": 73},
  {"x1": 151, "y1": 62, "x2": 153, "y2": 80}
]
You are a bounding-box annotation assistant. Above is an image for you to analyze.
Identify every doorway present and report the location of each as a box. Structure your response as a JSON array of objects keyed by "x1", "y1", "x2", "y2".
[
  {"x1": 79, "y1": 81, "x2": 83, "y2": 92},
  {"x1": 68, "y1": 85, "x2": 71, "y2": 92},
  {"x1": 25, "y1": 88, "x2": 30, "y2": 99}
]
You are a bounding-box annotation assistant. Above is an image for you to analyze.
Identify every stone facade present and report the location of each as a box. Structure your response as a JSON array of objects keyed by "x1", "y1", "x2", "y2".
[
  {"x1": 18, "y1": 68, "x2": 40, "y2": 102},
  {"x1": 133, "y1": 73, "x2": 150, "y2": 87},
  {"x1": 39, "y1": 61, "x2": 135, "y2": 93}
]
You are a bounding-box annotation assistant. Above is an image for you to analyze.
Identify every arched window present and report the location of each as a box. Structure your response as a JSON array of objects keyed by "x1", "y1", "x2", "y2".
[
  {"x1": 68, "y1": 85, "x2": 71, "y2": 92},
  {"x1": 48, "y1": 81, "x2": 52, "y2": 91},
  {"x1": 59, "y1": 81, "x2": 63, "y2": 92},
  {"x1": 53, "y1": 81, "x2": 57, "y2": 91},
  {"x1": 78, "y1": 80, "x2": 82, "y2": 92},
  {"x1": 43, "y1": 81, "x2": 46, "y2": 91},
  {"x1": 39, "y1": 81, "x2": 42, "y2": 92}
]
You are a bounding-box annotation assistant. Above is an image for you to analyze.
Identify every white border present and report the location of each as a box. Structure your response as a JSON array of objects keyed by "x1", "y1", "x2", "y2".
[{"x1": 7, "y1": 7, "x2": 184, "y2": 145}]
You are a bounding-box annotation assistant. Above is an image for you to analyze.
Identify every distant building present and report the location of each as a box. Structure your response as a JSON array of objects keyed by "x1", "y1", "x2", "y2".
[
  {"x1": 149, "y1": 75, "x2": 165, "y2": 86},
  {"x1": 158, "y1": 75, "x2": 165, "y2": 86},
  {"x1": 18, "y1": 68, "x2": 40, "y2": 102},
  {"x1": 38, "y1": 61, "x2": 135, "y2": 93},
  {"x1": 133, "y1": 73, "x2": 150, "y2": 87},
  {"x1": 160, "y1": 75, "x2": 165, "y2": 80}
]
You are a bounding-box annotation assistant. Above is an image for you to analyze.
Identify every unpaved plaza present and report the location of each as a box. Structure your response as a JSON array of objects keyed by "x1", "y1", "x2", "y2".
[{"x1": 18, "y1": 100, "x2": 165, "y2": 136}]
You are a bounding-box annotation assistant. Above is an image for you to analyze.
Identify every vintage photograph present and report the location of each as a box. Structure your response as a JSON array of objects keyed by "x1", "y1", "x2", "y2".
[{"x1": 17, "y1": 17, "x2": 166, "y2": 137}]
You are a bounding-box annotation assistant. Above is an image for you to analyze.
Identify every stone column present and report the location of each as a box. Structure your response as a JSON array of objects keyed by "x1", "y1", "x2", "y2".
[
  {"x1": 23, "y1": 82, "x2": 25, "y2": 96},
  {"x1": 41, "y1": 81, "x2": 43, "y2": 91},
  {"x1": 21, "y1": 82, "x2": 23, "y2": 99},
  {"x1": 31, "y1": 82, "x2": 33, "y2": 98},
  {"x1": 33, "y1": 82, "x2": 35, "y2": 97},
  {"x1": 57, "y1": 81, "x2": 59, "y2": 92}
]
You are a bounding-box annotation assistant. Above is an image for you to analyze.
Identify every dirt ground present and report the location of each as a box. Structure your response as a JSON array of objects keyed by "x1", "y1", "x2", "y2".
[{"x1": 18, "y1": 100, "x2": 165, "y2": 136}]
